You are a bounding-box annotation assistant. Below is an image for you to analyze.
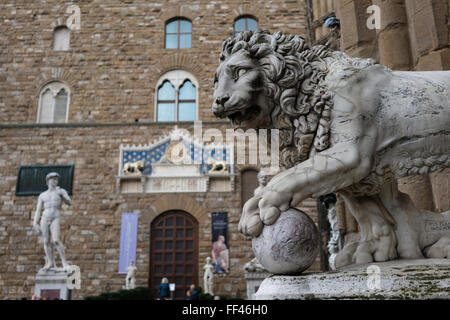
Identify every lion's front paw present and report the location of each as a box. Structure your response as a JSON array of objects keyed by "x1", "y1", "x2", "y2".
[
  {"x1": 258, "y1": 190, "x2": 292, "y2": 226},
  {"x1": 239, "y1": 214, "x2": 264, "y2": 237},
  {"x1": 239, "y1": 196, "x2": 264, "y2": 237}
]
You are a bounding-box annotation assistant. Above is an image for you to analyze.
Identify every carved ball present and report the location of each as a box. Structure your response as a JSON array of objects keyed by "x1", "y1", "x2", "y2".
[{"x1": 252, "y1": 208, "x2": 320, "y2": 275}]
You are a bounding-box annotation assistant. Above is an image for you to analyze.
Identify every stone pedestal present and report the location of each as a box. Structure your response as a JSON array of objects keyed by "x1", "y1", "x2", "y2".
[
  {"x1": 245, "y1": 271, "x2": 271, "y2": 300},
  {"x1": 255, "y1": 259, "x2": 450, "y2": 300},
  {"x1": 34, "y1": 270, "x2": 72, "y2": 300}
]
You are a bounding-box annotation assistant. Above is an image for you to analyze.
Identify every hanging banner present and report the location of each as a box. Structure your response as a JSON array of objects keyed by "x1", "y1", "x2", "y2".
[
  {"x1": 118, "y1": 212, "x2": 138, "y2": 274},
  {"x1": 211, "y1": 212, "x2": 229, "y2": 274}
]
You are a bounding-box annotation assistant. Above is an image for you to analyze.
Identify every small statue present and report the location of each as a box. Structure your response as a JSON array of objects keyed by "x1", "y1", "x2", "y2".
[
  {"x1": 256, "y1": 171, "x2": 268, "y2": 194},
  {"x1": 33, "y1": 172, "x2": 71, "y2": 272},
  {"x1": 125, "y1": 260, "x2": 137, "y2": 290},
  {"x1": 207, "y1": 158, "x2": 229, "y2": 174},
  {"x1": 122, "y1": 160, "x2": 145, "y2": 176},
  {"x1": 320, "y1": 194, "x2": 342, "y2": 270},
  {"x1": 203, "y1": 257, "x2": 215, "y2": 295},
  {"x1": 238, "y1": 170, "x2": 269, "y2": 236}
]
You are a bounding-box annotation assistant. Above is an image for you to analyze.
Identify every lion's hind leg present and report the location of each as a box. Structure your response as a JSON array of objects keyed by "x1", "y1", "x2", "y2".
[
  {"x1": 424, "y1": 236, "x2": 450, "y2": 258},
  {"x1": 334, "y1": 194, "x2": 398, "y2": 268},
  {"x1": 239, "y1": 196, "x2": 264, "y2": 237}
]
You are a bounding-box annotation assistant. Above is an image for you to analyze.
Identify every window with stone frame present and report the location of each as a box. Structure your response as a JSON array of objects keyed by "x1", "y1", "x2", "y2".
[
  {"x1": 234, "y1": 15, "x2": 258, "y2": 37},
  {"x1": 165, "y1": 18, "x2": 192, "y2": 49},
  {"x1": 53, "y1": 26, "x2": 70, "y2": 51},
  {"x1": 156, "y1": 70, "x2": 197, "y2": 122},
  {"x1": 37, "y1": 81, "x2": 70, "y2": 123}
]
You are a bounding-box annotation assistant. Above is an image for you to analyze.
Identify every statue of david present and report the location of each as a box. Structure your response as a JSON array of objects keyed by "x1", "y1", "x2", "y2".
[{"x1": 33, "y1": 172, "x2": 71, "y2": 272}]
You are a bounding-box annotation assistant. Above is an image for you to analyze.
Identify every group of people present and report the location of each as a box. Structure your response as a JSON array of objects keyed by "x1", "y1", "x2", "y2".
[
  {"x1": 184, "y1": 284, "x2": 199, "y2": 300},
  {"x1": 158, "y1": 278, "x2": 200, "y2": 300},
  {"x1": 158, "y1": 278, "x2": 220, "y2": 300}
]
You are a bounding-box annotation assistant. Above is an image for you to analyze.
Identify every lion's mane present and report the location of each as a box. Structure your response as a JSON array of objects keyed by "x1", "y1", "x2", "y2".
[{"x1": 220, "y1": 30, "x2": 374, "y2": 169}]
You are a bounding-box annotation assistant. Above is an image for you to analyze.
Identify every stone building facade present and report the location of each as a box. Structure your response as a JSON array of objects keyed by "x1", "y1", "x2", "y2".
[
  {"x1": 1, "y1": 0, "x2": 449, "y2": 300},
  {"x1": 0, "y1": 0, "x2": 314, "y2": 299}
]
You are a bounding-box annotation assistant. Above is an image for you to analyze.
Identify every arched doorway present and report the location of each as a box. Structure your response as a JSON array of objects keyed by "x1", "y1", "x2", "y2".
[{"x1": 150, "y1": 210, "x2": 198, "y2": 299}]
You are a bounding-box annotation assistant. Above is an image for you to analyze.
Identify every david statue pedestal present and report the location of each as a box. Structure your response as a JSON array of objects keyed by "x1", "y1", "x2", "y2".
[
  {"x1": 213, "y1": 30, "x2": 450, "y2": 299},
  {"x1": 32, "y1": 172, "x2": 80, "y2": 300}
]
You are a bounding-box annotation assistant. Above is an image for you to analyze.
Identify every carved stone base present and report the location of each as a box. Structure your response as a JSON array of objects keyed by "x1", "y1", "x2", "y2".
[
  {"x1": 34, "y1": 269, "x2": 72, "y2": 300},
  {"x1": 255, "y1": 259, "x2": 450, "y2": 300},
  {"x1": 245, "y1": 272, "x2": 271, "y2": 300}
]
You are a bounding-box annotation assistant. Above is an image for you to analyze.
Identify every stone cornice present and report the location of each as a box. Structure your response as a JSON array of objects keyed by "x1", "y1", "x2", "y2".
[{"x1": 0, "y1": 120, "x2": 230, "y2": 129}]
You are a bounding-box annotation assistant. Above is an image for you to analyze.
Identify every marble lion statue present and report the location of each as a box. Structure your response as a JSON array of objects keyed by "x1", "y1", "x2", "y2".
[{"x1": 212, "y1": 30, "x2": 450, "y2": 268}]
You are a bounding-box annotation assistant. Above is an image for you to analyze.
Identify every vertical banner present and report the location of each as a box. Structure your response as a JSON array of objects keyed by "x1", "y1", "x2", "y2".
[
  {"x1": 211, "y1": 212, "x2": 229, "y2": 274},
  {"x1": 118, "y1": 212, "x2": 138, "y2": 274}
]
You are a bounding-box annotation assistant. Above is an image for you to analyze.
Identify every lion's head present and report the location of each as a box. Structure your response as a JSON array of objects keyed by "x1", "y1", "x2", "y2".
[
  {"x1": 212, "y1": 45, "x2": 273, "y2": 130},
  {"x1": 212, "y1": 30, "x2": 335, "y2": 168}
]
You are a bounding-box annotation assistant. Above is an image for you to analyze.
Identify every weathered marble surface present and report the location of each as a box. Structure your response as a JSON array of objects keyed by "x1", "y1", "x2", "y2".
[
  {"x1": 252, "y1": 209, "x2": 319, "y2": 274},
  {"x1": 255, "y1": 259, "x2": 450, "y2": 300},
  {"x1": 213, "y1": 30, "x2": 450, "y2": 268}
]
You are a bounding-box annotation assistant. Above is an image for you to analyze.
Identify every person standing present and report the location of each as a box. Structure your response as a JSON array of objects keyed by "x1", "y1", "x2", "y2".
[
  {"x1": 189, "y1": 284, "x2": 199, "y2": 300},
  {"x1": 159, "y1": 277, "x2": 170, "y2": 300}
]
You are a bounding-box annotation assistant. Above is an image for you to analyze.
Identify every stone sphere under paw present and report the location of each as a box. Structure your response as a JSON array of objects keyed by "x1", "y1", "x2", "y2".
[{"x1": 252, "y1": 208, "x2": 320, "y2": 275}]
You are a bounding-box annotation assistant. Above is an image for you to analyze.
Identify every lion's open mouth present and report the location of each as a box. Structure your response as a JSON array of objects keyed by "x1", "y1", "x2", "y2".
[{"x1": 227, "y1": 105, "x2": 261, "y2": 127}]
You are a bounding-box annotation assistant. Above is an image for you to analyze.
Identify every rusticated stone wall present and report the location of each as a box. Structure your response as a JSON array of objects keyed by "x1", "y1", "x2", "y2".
[{"x1": 0, "y1": 0, "x2": 307, "y2": 124}]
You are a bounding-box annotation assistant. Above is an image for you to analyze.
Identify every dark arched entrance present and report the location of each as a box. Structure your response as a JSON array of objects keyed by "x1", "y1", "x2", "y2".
[{"x1": 150, "y1": 210, "x2": 199, "y2": 299}]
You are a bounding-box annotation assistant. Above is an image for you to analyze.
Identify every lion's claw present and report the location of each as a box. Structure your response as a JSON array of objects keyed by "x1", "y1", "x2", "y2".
[
  {"x1": 260, "y1": 206, "x2": 280, "y2": 225},
  {"x1": 239, "y1": 188, "x2": 293, "y2": 237},
  {"x1": 246, "y1": 215, "x2": 264, "y2": 237}
]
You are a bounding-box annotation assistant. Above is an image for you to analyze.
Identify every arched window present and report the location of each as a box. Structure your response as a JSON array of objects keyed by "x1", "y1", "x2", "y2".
[
  {"x1": 234, "y1": 16, "x2": 258, "y2": 37},
  {"x1": 241, "y1": 168, "x2": 259, "y2": 208},
  {"x1": 165, "y1": 18, "x2": 192, "y2": 49},
  {"x1": 37, "y1": 82, "x2": 70, "y2": 123},
  {"x1": 156, "y1": 70, "x2": 197, "y2": 122},
  {"x1": 53, "y1": 26, "x2": 70, "y2": 51}
]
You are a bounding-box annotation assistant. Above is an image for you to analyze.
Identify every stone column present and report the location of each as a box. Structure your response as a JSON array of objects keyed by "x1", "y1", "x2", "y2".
[
  {"x1": 372, "y1": 0, "x2": 412, "y2": 70},
  {"x1": 313, "y1": 0, "x2": 323, "y2": 40},
  {"x1": 430, "y1": 169, "x2": 450, "y2": 212},
  {"x1": 335, "y1": 194, "x2": 360, "y2": 246},
  {"x1": 405, "y1": 0, "x2": 450, "y2": 70},
  {"x1": 336, "y1": 0, "x2": 378, "y2": 60},
  {"x1": 397, "y1": 176, "x2": 435, "y2": 211},
  {"x1": 327, "y1": 0, "x2": 334, "y2": 12}
]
